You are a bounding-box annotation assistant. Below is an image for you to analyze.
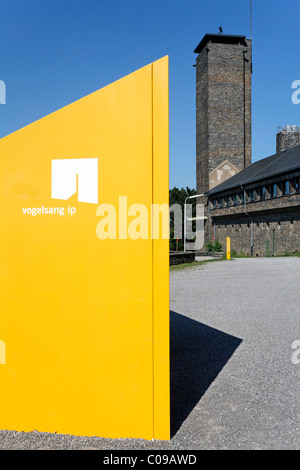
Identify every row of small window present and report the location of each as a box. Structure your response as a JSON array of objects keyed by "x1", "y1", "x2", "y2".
[{"x1": 211, "y1": 177, "x2": 300, "y2": 209}]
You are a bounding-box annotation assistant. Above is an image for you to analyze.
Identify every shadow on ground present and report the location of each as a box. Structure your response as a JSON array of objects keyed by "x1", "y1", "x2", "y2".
[{"x1": 170, "y1": 310, "x2": 242, "y2": 437}]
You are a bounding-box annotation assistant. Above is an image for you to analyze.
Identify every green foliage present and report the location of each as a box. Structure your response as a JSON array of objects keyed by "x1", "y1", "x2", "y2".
[
  {"x1": 169, "y1": 226, "x2": 184, "y2": 251},
  {"x1": 205, "y1": 239, "x2": 223, "y2": 253},
  {"x1": 169, "y1": 186, "x2": 197, "y2": 251},
  {"x1": 281, "y1": 250, "x2": 300, "y2": 257},
  {"x1": 169, "y1": 186, "x2": 197, "y2": 207},
  {"x1": 205, "y1": 241, "x2": 214, "y2": 252},
  {"x1": 214, "y1": 240, "x2": 223, "y2": 252}
]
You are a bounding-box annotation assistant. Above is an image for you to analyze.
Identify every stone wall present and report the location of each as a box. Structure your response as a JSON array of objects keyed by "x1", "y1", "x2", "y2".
[
  {"x1": 276, "y1": 131, "x2": 300, "y2": 153},
  {"x1": 210, "y1": 214, "x2": 300, "y2": 257},
  {"x1": 196, "y1": 45, "x2": 209, "y2": 196},
  {"x1": 208, "y1": 192, "x2": 300, "y2": 257},
  {"x1": 169, "y1": 252, "x2": 196, "y2": 266}
]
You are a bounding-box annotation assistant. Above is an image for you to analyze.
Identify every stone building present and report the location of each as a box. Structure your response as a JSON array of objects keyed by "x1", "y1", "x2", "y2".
[
  {"x1": 206, "y1": 143, "x2": 300, "y2": 256},
  {"x1": 194, "y1": 32, "x2": 300, "y2": 256}
]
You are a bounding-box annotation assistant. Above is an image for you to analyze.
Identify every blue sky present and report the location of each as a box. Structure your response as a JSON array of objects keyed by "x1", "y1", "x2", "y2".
[{"x1": 0, "y1": 0, "x2": 299, "y2": 189}]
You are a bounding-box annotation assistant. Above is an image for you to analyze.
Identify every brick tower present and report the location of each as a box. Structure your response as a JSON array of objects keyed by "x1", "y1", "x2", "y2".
[{"x1": 195, "y1": 33, "x2": 252, "y2": 195}]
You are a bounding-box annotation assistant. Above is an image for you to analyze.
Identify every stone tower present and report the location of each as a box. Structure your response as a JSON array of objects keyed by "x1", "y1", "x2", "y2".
[{"x1": 195, "y1": 33, "x2": 252, "y2": 195}]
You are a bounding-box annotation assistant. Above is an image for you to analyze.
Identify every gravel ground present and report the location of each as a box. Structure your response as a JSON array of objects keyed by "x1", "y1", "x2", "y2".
[{"x1": 1, "y1": 257, "x2": 300, "y2": 450}]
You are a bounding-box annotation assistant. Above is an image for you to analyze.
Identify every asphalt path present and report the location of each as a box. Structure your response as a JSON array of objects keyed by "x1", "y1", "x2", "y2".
[{"x1": 1, "y1": 257, "x2": 299, "y2": 450}]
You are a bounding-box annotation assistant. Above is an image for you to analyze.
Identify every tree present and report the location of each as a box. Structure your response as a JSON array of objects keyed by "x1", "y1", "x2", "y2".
[{"x1": 169, "y1": 186, "x2": 197, "y2": 251}]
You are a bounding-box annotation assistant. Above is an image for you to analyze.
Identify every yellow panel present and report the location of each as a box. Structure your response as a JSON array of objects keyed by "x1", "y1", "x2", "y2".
[
  {"x1": 0, "y1": 58, "x2": 169, "y2": 439},
  {"x1": 152, "y1": 57, "x2": 170, "y2": 440}
]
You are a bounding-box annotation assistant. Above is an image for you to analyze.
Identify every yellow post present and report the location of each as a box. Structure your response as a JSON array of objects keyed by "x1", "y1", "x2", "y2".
[{"x1": 226, "y1": 237, "x2": 231, "y2": 260}]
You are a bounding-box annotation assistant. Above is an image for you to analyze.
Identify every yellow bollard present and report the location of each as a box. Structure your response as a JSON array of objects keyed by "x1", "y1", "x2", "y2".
[{"x1": 226, "y1": 237, "x2": 231, "y2": 260}]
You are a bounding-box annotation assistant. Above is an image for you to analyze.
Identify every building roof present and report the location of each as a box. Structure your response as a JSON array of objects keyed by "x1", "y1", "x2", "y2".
[
  {"x1": 194, "y1": 33, "x2": 247, "y2": 54},
  {"x1": 207, "y1": 144, "x2": 300, "y2": 197}
]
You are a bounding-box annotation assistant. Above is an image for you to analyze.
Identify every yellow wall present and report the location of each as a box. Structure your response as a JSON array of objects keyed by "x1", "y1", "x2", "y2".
[{"x1": 0, "y1": 57, "x2": 169, "y2": 440}]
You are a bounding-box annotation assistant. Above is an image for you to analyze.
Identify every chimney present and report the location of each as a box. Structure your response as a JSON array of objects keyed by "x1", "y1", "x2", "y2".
[{"x1": 276, "y1": 125, "x2": 300, "y2": 152}]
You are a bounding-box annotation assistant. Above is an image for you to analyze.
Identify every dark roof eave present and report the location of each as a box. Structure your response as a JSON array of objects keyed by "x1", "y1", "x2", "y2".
[
  {"x1": 208, "y1": 163, "x2": 300, "y2": 197},
  {"x1": 194, "y1": 33, "x2": 247, "y2": 54}
]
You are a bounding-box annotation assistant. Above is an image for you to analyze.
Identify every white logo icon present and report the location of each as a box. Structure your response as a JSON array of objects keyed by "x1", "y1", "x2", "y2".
[{"x1": 51, "y1": 158, "x2": 98, "y2": 204}]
